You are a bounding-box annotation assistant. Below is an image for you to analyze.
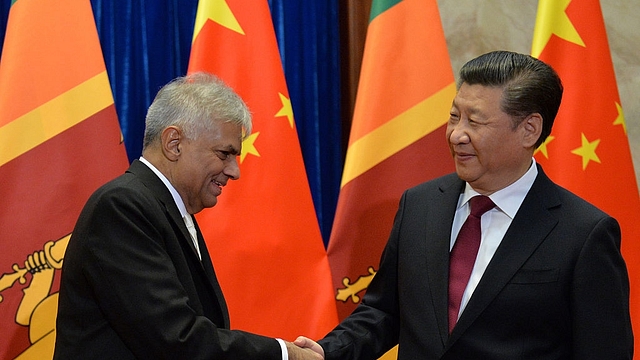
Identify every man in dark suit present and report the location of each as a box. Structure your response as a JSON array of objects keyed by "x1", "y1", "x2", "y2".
[
  {"x1": 54, "y1": 73, "x2": 322, "y2": 359},
  {"x1": 296, "y1": 51, "x2": 633, "y2": 359}
]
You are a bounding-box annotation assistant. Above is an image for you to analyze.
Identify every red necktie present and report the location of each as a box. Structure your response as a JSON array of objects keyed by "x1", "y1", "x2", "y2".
[{"x1": 448, "y1": 195, "x2": 495, "y2": 333}]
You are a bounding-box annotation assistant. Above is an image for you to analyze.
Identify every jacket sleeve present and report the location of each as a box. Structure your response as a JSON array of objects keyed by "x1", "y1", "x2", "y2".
[{"x1": 58, "y1": 183, "x2": 282, "y2": 360}]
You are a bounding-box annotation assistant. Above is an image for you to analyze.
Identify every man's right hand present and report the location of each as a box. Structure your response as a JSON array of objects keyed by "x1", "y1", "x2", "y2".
[{"x1": 286, "y1": 337, "x2": 324, "y2": 360}]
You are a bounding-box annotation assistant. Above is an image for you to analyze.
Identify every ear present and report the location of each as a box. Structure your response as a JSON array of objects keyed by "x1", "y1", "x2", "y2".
[
  {"x1": 522, "y1": 113, "x2": 543, "y2": 148},
  {"x1": 160, "y1": 126, "x2": 182, "y2": 161}
]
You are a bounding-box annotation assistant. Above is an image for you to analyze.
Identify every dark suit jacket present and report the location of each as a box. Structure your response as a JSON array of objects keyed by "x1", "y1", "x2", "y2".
[
  {"x1": 319, "y1": 166, "x2": 633, "y2": 359},
  {"x1": 54, "y1": 160, "x2": 281, "y2": 359}
]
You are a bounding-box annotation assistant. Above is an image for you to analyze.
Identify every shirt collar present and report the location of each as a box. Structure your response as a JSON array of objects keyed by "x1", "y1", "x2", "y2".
[
  {"x1": 461, "y1": 158, "x2": 538, "y2": 219},
  {"x1": 139, "y1": 156, "x2": 189, "y2": 218}
]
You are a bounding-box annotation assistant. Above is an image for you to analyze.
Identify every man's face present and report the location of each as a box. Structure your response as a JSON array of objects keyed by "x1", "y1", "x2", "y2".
[
  {"x1": 173, "y1": 120, "x2": 243, "y2": 214},
  {"x1": 446, "y1": 83, "x2": 534, "y2": 194}
]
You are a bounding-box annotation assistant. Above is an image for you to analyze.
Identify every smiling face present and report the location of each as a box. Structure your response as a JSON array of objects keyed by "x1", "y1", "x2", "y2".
[
  {"x1": 446, "y1": 83, "x2": 540, "y2": 194},
  {"x1": 169, "y1": 120, "x2": 243, "y2": 214}
]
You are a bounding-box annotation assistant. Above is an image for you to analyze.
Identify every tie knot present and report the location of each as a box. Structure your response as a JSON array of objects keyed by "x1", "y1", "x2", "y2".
[{"x1": 469, "y1": 195, "x2": 495, "y2": 217}]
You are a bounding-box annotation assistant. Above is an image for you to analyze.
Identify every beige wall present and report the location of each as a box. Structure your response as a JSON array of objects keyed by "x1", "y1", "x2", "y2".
[{"x1": 438, "y1": 0, "x2": 640, "y2": 191}]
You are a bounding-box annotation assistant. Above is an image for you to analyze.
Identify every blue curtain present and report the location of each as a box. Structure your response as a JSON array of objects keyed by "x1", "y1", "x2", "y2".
[{"x1": 0, "y1": 0, "x2": 342, "y2": 245}]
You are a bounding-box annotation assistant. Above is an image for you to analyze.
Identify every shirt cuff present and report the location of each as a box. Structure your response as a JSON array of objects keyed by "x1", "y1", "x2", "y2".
[{"x1": 276, "y1": 338, "x2": 288, "y2": 360}]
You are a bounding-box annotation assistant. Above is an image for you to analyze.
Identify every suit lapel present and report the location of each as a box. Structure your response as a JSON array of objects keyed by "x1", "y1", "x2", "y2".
[
  {"x1": 128, "y1": 160, "x2": 230, "y2": 326},
  {"x1": 447, "y1": 167, "x2": 561, "y2": 343},
  {"x1": 424, "y1": 175, "x2": 465, "y2": 344},
  {"x1": 193, "y1": 218, "x2": 231, "y2": 328},
  {"x1": 129, "y1": 160, "x2": 206, "y2": 263}
]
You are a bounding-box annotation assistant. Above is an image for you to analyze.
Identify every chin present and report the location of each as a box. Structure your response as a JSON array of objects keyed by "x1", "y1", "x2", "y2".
[
  {"x1": 454, "y1": 163, "x2": 480, "y2": 179},
  {"x1": 205, "y1": 198, "x2": 219, "y2": 209},
  {"x1": 454, "y1": 168, "x2": 471, "y2": 181}
]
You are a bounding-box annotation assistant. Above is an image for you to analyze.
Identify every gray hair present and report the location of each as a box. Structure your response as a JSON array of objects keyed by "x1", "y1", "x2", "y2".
[
  {"x1": 458, "y1": 51, "x2": 563, "y2": 148},
  {"x1": 142, "y1": 72, "x2": 251, "y2": 150}
]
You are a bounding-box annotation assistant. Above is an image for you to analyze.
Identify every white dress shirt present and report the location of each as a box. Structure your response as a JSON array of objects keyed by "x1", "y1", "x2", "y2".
[{"x1": 450, "y1": 159, "x2": 538, "y2": 319}]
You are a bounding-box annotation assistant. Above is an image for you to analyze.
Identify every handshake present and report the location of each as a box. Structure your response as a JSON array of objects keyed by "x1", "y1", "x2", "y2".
[{"x1": 285, "y1": 336, "x2": 324, "y2": 360}]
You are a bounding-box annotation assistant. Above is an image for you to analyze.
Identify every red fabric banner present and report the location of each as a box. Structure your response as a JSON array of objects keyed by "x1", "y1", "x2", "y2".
[
  {"x1": 327, "y1": 0, "x2": 455, "y2": 322},
  {"x1": 188, "y1": 0, "x2": 338, "y2": 341}
]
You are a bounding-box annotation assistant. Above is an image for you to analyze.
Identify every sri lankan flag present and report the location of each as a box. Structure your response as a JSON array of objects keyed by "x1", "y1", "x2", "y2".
[
  {"x1": 327, "y1": 0, "x2": 454, "y2": 357},
  {"x1": 532, "y1": 0, "x2": 640, "y2": 352},
  {"x1": 0, "y1": 0, "x2": 128, "y2": 358},
  {"x1": 187, "y1": 0, "x2": 338, "y2": 340}
]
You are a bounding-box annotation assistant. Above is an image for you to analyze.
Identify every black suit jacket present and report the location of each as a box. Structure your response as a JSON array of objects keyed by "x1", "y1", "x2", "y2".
[
  {"x1": 54, "y1": 160, "x2": 281, "y2": 359},
  {"x1": 319, "y1": 166, "x2": 633, "y2": 359}
]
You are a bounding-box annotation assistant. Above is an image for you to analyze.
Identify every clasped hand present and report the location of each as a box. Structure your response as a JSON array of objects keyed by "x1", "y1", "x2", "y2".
[{"x1": 285, "y1": 336, "x2": 324, "y2": 360}]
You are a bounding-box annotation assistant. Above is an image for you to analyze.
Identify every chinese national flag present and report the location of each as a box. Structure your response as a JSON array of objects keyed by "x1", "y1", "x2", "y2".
[
  {"x1": 187, "y1": 0, "x2": 338, "y2": 340},
  {"x1": 0, "y1": 0, "x2": 129, "y2": 359},
  {"x1": 327, "y1": 0, "x2": 455, "y2": 357},
  {"x1": 532, "y1": 0, "x2": 640, "y2": 353}
]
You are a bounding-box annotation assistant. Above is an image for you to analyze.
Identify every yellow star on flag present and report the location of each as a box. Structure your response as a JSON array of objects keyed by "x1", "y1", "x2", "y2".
[
  {"x1": 275, "y1": 92, "x2": 294, "y2": 128},
  {"x1": 534, "y1": 135, "x2": 555, "y2": 159},
  {"x1": 241, "y1": 132, "x2": 260, "y2": 163},
  {"x1": 192, "y1": 0, "x2": 244, "y2": 43},
  {"x1": 531, "y1": 0, "x2": 585, "y2": 58},
  {"x1": 571, "y1": 133, "x2": 601, "y2": 170},
  {"x1": 613, "y1": 102, "x2": 627, "y2": 134}
]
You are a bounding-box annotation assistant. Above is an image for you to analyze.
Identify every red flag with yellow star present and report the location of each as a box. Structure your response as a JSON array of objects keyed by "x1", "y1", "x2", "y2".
[
  {"x1": 187, "y1": 0, "x2": 338, "y2": 340},
  {"x1": 532, "y1": 0, "x2": 640, "y2": 352},
  {"x1": 0, "y1": 0, "x2": 129, "y2": 358}
]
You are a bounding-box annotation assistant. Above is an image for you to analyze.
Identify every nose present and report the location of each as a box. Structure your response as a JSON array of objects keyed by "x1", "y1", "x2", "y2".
[
  {"x1": 225, "y1": 157, "x2": 241, "y2": 180},
  {"x1": 447, "y1": 121, "x2": 470, "y2": 145}
]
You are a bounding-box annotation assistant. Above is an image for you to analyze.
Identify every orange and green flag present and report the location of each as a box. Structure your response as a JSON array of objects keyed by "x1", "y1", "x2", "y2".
[
  {"x1": 327, "y1": 0, "x2": 454, "y2": 357},
  {"x1": 187, "y1": 0, "x2": 338, "y2": 340},
  {"x1": 532, "y1": 0, "x2": 640, "y2": 353},
  {"x1": 0, "y1": 0, "x2": 129, "y2": 359}
]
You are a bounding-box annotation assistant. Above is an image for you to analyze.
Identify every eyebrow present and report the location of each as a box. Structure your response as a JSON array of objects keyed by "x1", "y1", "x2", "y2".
[
  {"x1": 217, "y1": 144, "x2": 241, "y2": 156},
  {"x1": 455, "y1": 97, "x2": 489, "y2": 117},
  {"x1": 227, "y1": 145, "x2": 241, "y2": 156}
]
